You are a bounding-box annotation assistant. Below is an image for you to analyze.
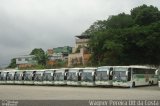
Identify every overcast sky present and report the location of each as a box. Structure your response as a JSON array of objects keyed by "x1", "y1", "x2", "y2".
[{"x1": 0, "y1": 0, "x2": 159, "y2": 67}]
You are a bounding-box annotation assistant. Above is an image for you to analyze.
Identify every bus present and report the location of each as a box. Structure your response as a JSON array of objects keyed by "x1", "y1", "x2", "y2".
[
  {"x1": 67, "y1": 68, "x2": 83, "y2": 86},
  {"x1": 112, "y1": 66, "x2": 157, "y2": 87},
  {"x1": 0, "y1": 71, "x2": 9, "y2": 84},
  {"x1": 156, "y1": 68, "x2": 160, "y2": 88},
  {"x1": 95, "y1": 66, "x2": 113, "y2": 86},
  {"x1": 34, "y1": 70, "x2": 45, "y2": 85},
  {"x1": 81, "y1": 67, "x2": 97, "y2": 86},
  {"x1": 54, "y1": 68, "x2": 68, "y2": 85},
  {"x1": 0, "y1": 71, "x2": 1, "y2": 84},
  {"x1": 6, "y1": 71, "x2": 16, "y2": 84},
  {"x1": 14, "y1": 70, "x2": 24, "y2": 84},
  {"x1": 43, "y1": 69, "x2": 56, "y2": 85},
  {"x1": 23, "y1": 70, "x2": 36, "y2": 85}
]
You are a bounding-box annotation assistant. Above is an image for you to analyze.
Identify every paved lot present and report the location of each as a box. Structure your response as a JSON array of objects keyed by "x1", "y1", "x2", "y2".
[{"x1": 0, "y1": 85, "x2": 159, "y2": 100}]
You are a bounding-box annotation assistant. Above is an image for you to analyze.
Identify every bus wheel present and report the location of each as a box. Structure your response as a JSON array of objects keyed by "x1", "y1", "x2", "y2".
[
  {"x1": 151, "y1": 81, "x2": 154, "y2": 85},
  {"x1": 149, "y1": 81, "x2": 152, "y2": 86},
  {"x1": 132, "y1": 82, "x2": 135, "y2": 88}
]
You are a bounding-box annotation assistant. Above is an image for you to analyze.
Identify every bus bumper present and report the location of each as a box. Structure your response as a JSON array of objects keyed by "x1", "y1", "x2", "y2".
[
  {"x1": 0, "y1": 81, "x2": 6, "y2": 84},
  {"x1": 67, "y1": 81, "x2": 80, "y2": 86},
  {"x1": 113, "y1": 81, "x2": 131, "y2": 87},
  {"x1": 54, "y1": 81, "x2": 67, "y2": 85},
  {"x1": 43, "y1": 81, "x2": 53, "y2": 85},
  {"x1": 14, "y1": 81, "x2": 23, "y2": 84},
  {"x1": 95, "y1": 81, "x2": 112, "y2": 86},
  {"x1": 34, "y1": 81, "x2": 43, "y2": 85},
  {"x1": 6, "y1": 81, "x2": 14, "y2": 84},
  {"x1": 23, "y1": 81, "x2": 34, "y2": 85},
  {"x1": 81, "y1": 82, "x2": 95, "y2": 86}
]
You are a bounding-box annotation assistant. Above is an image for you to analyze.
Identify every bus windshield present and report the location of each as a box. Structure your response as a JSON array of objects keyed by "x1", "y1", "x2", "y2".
[
  {"x1": 54, "y1": 72, "x2": 64, "y2": 81},
  {"x1": 96, "y1": 71, "x2": 108, "y2": 81},
  {"x1": 113, "y1": 71, "x2": 127, "y2": 81},
  {"x1": 24, "y1": 72, "x2": 33, "y2": 81},
  {"x1": 43, "y1": 73, "x2": 53, "y2": 81},
  {"x1": 81, "y1": 71, "x2": 93, "y2": 82},
  {"x1": 0, "y1": 73, "x2": 7, "y2": 81},
  {"x1": 67, "y1": 72, "x2": 77, "y2": 81},
  {"x1": 34, "y1": 72, "x2": 43, "y2": 81},
  {"x1": 7, "y1": 73, "x2": 15, "y2": 81},
  {"x1": 15, "y1": 73, "x2": 23, "y2": 81}
]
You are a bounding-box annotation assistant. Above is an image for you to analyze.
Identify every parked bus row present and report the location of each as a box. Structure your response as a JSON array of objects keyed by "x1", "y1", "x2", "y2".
[{"x1": 0, "y1": 66, "x2": 159, "y2": 88}]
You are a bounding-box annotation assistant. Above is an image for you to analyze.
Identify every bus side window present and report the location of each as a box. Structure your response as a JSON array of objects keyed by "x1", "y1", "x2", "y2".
[
  {"x1": 128, "y1": 68, "x2": 131, "y2": 81},
  {"x1": 109, "y1": 68, "x2": 113, "y2": 80},
  {"x1": 32, "y1": 71, "x2": 36, "y2": 80}
]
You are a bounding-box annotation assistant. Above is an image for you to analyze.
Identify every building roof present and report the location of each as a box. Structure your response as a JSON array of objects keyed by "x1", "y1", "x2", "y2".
[
  {"x1": 76, "y1": 35, "x2": 90, "y2": 39},
  {"x1": 15, "y1": 55, "x2": 36, "y2": 59}
]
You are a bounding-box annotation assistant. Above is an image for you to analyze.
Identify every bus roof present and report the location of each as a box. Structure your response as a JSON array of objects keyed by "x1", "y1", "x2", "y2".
[
  {"x1": 114, "y1": 66, "x2": 156, "y2": 69},
  {"x1": 84, "y1": 67, "x2": 97, "y2": 69}
]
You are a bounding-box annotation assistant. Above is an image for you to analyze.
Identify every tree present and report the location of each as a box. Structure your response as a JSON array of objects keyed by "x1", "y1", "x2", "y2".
[
  {"x1": 106, "y1": 13, "x2": 134, "y2": 29},
  {"x1": 85, "y1": 4, "x2": 160, "y2": 66},
  {"x1": 30, "y1": 48, "x2": 47, "y2": 65},
  {"x1": 82, "y1": 20, "x2": 108, "y2": 35},
  {"x1": 8, "y1": 58, "x2": 17, "y2": 68},
  {"x1": 131, "y1": 4, "x2": 160, "y2": 26},
  {"x1": 83, "y1": 13, "x2": 134, "y2": 35}
]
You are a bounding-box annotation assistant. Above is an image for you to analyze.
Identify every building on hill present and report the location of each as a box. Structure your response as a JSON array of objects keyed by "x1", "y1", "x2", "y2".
[
  {"x1": 72, "y1": 35, "x2": 89, "y2": 53},
  {"x1": 46, "y1": 46, "x2": 72, "y2": 67},
  {"x1": 53, "y1": 46, "x2": 72, "y2": 54},
  {"x1": 15, "y1": 55, "x2": 37, "y2": 69},
  {"x1": 68, "y1": 35, "x2": 91, "y2": 67}
]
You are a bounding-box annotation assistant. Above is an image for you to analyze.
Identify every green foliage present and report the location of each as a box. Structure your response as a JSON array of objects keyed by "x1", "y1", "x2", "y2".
[
  {"x1": 8, "y1": 58, "x2": 17, "y2": 68},
  {"x1": 30, "y1": 48, "x2": 47, "y2": 65},
  {"x1": 83, "y1": 13, "x2": 134, "y2": 35},
  {"x1": 83, "y1": 20, "x2": 108, "y2": 35},
  {"x1": 131, "y1": 4, "x2": 160, "y2": 26},
  {"x1": 107, "y1": 13, "x2": 134, "y2": 29},
  {"x1": 85, "y1": 4, "x2": 160, "y2": 66}
]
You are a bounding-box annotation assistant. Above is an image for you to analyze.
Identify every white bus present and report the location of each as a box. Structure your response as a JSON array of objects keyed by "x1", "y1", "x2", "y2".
[
  {"x1": 6, "y1": 71, "x2": 16, "y2": 84},
  {"x1": 23, "y1": 70, "x2": 36, "y2": 85},
  {"x1": 112, "y1": 66, "x2": 157, "y2": 87},
  {"x1": 0, "y1": 71, "x2": 9, "y2": 84},
  {"x1": 95, "y1": 66, "x2": 113, "y2": 86},
  {"x1": 42, "y1": 69, "x2": 56, "y2": 85},
  {"x1": 14, "y1": 70, "x2": 24, "y2": 84},
  {"x1": 81, "y1": 67, "x2": 97, "y2": 86},
  {"x1": 156, "y1": 68, "x2": 160, "y2": 88},
  {"x1": 54, "y1": 68, "x2": 68, "y2": 85},
  {"x1": 34, "y1": 70, "x2": 45, "y2": 85},
  {"x1": 67, "y1": 68, "x2": 83, "y2": 86}
]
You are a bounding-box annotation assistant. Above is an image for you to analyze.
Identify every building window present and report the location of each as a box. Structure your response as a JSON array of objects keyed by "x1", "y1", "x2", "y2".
[
  {"x1": 18, "y1": 58, "x2": 22, "y2": 61},
  {"x1": 25, "y1": 58, "x2": 29, "y2": 61}
]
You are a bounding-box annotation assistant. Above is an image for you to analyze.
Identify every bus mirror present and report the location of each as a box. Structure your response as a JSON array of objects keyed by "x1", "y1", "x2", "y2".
[
  {"x1": 76, "y1": 72, "x2": 78, "y2": 76},
  {"x1": 79, "y1": 72, "x2": 81, "y2": 76},
  {"x1": 110, "y1": 71, "x2": 113, "y2": 76},
  {"x1": 64, "y1": 72, "x2": 67, "y2": 76},
  {"x1": 92, "y1": 72, "x2": 95, "y2": 76},
  {"x1": 126, "y1": 71, "x2": 128, "y2": 76},
  {"x1": 155, "y1": 70, "x2": 158, "y2": 75},
  {"x1": 107, "y1": 70, "x2": 109, "y2": 75}
]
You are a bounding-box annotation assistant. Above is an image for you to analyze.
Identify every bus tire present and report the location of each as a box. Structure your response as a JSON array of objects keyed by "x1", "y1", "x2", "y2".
[
  {"x1": 151, "y1": 81, "x2": 154, "y2": 85},
  {"x1": 132, "y1": 82, "x2": 135, "y2": 88},
  {"x1": 149, "y1": 81, "x2": 152, "y2": 86}
]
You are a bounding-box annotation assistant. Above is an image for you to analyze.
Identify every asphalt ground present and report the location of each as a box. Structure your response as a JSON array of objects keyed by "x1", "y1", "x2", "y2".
[{"x1": 0, "y1": 85, "x2": 159, "y2": 100}]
